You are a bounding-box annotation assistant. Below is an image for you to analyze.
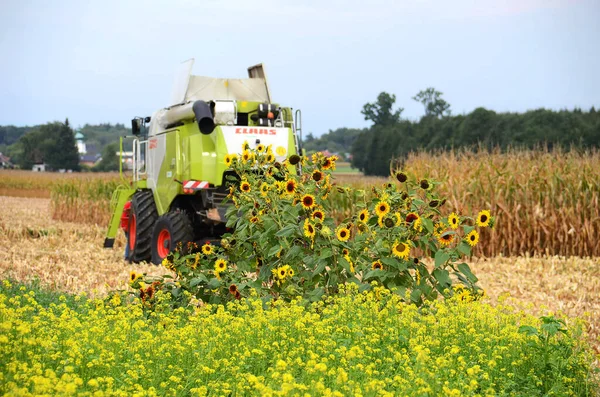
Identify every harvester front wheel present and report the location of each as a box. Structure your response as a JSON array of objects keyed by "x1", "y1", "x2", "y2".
[
  {"x1": 127, "y1": 190, "x2": 158, "y2": 263},
  {"x1": 151, "y1": 210, "x2": 194, "y2": 265}
]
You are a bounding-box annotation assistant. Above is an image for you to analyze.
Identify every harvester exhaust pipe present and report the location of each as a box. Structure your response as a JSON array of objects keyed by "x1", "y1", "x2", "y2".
[{"x1": 193, "y1": 100, "x2": 215, "y2": 134}]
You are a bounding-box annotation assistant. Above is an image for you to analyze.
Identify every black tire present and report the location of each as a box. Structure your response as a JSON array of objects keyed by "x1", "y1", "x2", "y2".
[
  {"x1": 151, "y1": 210, "x2": 194, "y2": 265},
  {"x1": 126, "y1": 190, "x2": 158, "y2": 263}
]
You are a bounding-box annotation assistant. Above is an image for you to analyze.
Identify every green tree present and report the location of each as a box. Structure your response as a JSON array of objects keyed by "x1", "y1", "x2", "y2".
[
  {"x1": 361, "y1": 92, "x2": 403, "y2": 126},
  {"x1": 94, "y1": 142, "x2": 120, "y2": 172},
  {"x1": 413, "y1": 87, "x2": 451, "y2": 118},
  {"x1": 46, "y1": 119, "x2": 80, "y2": 171}
]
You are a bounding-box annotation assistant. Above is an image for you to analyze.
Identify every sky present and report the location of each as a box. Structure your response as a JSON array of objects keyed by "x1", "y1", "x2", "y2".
[{"x1": 0, "y1": 0, "x2": 599, "y2": 136}]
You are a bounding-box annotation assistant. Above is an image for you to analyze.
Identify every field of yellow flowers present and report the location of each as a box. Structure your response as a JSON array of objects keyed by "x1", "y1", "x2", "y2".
[
  {"x1": 1, "y1": 280, "x2": 597, "y2": 396},
  {"x1": 1, "y1": 146, "x2": 600, "y2": 396}
]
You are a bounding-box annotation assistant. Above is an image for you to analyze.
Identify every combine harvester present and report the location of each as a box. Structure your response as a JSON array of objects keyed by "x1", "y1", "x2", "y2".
[{"x1": 104, "y1": 60, "x2": 303, "y2": 264}]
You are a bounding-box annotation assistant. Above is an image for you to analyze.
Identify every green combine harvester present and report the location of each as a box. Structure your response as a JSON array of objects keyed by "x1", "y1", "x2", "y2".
[{"x1": 104, "y1": 61, "x2": 302, "y2": 264}]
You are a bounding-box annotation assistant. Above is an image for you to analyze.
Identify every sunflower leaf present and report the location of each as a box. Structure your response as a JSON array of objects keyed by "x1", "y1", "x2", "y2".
[
  {"x1": 421, "y1": 218, "x2": 434, "y2": 233},
  {"x1": 267, "y1": 244, "x2": 281, "y2": 258},
  {"x1": 319, "y1": 248, "x2": 333, "y2": 260},
  {"x1": 457, "y1": 263, "x2": 478, "y2": 283},
  {"x1": 434, "y1": 250, "x2": 450, "y2": 268},
  {"x1": 207, "y1": 278, "x2": 221, "y2": 289},
  {"x1": 275, "y1": 224, "x2": 296, "y2": 237},
  {"x1": 363, "y1": 269, "x2": 384, "y2": 280},
  {"x1": 338, "y1": 257, "x2": 352, "y2": 273},
  {"x1": 457, "y1": 242, "x2": 472, "y2": 256},
  {"x1": 432, "y1": 268, "x2": 451, "y2": 289}
]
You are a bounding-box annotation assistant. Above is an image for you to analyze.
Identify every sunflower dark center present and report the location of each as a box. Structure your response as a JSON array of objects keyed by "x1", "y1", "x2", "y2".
[
  {"x1": 470, "y1": 235, "x2": 476, "y2": 240},
  {"x1": 480, "y1": 214, "x2": 488, "y2": 222},
  {"x1": 406, "y1": 214, "x2": 417, "y2": 223},
  {"x1": 396, "y1": 243, "x2": 406, "y2": 252}
]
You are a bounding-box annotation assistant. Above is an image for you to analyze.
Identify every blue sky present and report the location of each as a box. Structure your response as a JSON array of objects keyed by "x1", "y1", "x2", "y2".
[{"x1": 0, "y1": 0, "x2": 598, "y2": 136}]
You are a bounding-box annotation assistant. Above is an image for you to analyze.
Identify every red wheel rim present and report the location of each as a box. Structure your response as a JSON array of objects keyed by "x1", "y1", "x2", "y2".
[
  {"x1": 157, "y1": 229, "x2": 171, "y2": 258},
  {"x1": 128, "y1": 214, "x2": 137, "y2": 251}
]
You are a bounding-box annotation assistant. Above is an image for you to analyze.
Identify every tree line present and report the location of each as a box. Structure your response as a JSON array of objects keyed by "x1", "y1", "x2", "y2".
[
  {"x1": 1, "y1": 122, "x2": 130, "y2": 171},
  {"x1": 350, "y1": 90, "x2": 600, "y2": 176}
]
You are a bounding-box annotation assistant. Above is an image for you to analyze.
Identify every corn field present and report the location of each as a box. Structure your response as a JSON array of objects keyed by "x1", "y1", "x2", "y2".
[
  {"x1": 329, "y1": 148, "x2": 600, "y2": 257},
  {"x1": 3, "y1": 148, "x2": 599, "y2": 257}
]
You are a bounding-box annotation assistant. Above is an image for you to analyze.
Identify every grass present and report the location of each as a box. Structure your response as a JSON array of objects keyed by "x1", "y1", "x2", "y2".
[
  {"x1": 1, "y1": 281, "x2": 597, "y2": 396},
  {"x1": 332, "y1": 161, "x2": 361, "y2": 175}
]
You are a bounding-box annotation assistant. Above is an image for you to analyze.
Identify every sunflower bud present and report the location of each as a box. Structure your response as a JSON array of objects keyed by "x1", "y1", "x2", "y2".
[
  {"x1": 396, "y1": 171, "x2": 408, "y2": 183},
  {"x1": 428, "y1": 200, "x2": 439, "y2": 208}
]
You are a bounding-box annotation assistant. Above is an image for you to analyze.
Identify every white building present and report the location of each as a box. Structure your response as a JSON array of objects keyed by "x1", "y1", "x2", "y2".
[{"x1": 75, "y1": 132, "x2": 87, "y2": 154}]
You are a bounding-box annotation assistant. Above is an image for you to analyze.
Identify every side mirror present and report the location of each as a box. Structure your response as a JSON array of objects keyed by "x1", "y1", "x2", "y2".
[{"x1": 131, "y1": 118, "x2": 142, "y2": 135}]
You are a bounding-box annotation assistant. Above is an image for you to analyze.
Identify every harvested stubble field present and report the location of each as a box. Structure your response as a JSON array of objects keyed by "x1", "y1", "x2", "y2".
[{"x1": 1, "y1": 194, "x2": 599, "y2": 355}]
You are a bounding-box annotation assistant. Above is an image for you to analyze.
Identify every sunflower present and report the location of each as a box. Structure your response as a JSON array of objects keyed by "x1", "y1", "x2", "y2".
[
  {"x1": 465, "y1": 230, "x2": 479, "y2": 247},
  {"x1": 201, "y1": 243, "x2": 213, "y2": 255},
  {"x1": 419, "y1": 179, "x2": 431, "y2": 190},
  {"x1": 240, "y1": 181, "x2": 251, "y2": 193},
  {"x1": 289, "y1": 154, "x2": 301, "y2": 165},
  {"x1": 256, "y1": 144, "x2": 265, "y2": 153},
  {"x1": 242, "y1": 150, "x2": 252, "y2": 162},
  {"x1": 395, "y1": 171, "x2": 408, "y2": 183},
  {"x1": 312, "y1": 209, "x2": 325, "y2": 222},
  {"x1": 448, "y1": 213, "x2": 460, "y2": 229},
  {"x1": 224, "y1": 154, "x2": 234, "y2": 167},
  {"x1": 229, "y1": 284, "x2": 238, "y2": 294},
  {"x1": 406, "y1": 212, "x2": 419, "y2": 224},
  {"x1": 285, "y1": 179, "x2": 296, "y2": 195},
  {"x1": 260, "y1": 182, "x2": 270, "y2": 197},
  {"x1": 129, "y1": 271, "x2": 140, "y2": 282},
  {"x1": 266, "y1": 152, "x2": 275, "y2": 163},
  {"x1": 476, "y1": 210, "x2": 491, "y2": 227},
  {"x1": 336, "y1": 227, "x2": 351, "y2": 242},
  {"x1": 322, "y1": 158, "x2": 332, "y2": 170},
  {"x1": 375, "y1": 201, "x2": 390, "y2": 218},
  {"x1": 287, "y1": 267, "x2": 295, "y2": 278},
  {"x1": 278, "y1": 267, "x2": 287, "y2": 279},
  {"x1": 342, "y1": 248, "x2": 350, "y2": 257},
  {"x1": 214, "y1": 258, "x2": 227, "y2": 272},
  {"x1": 438, "y1": 232, "x2": 454, "y2": 247},
  {"x1": 433, "y1": 222, "x2": 445, "y2": 237},
  {"x1": 392, "y1": 241, "x2": 410, "y2": 260},
  {"x1": 358, "y1": 209, "x2": 369, "y2": 223},
  {"x1": 301, "y1": 194, "x2": 316, "y2": 209},
  {"x1": 312, "y1": 170, "x2": 323, "y2": 182},
  {"x1": 303, "y1": 219, "x2": 316, "y2": 239},
  {"x1": 250, "y1": 216, "x2": 259, "y2": 224},
  {"x1": 372, "y1": 260, "x2": 383, "y2": 270},
  {"x1": 413, "y1": 218, "x2": 423, "y2": 232},
  {"x1": 394, "y1": 212, "x2": 402, "y2": 226}
]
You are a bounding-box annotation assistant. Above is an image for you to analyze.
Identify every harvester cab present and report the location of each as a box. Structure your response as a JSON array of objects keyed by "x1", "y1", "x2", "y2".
[{"x1": 104, "y1": 60, "x2": 303, "y2": 264}]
